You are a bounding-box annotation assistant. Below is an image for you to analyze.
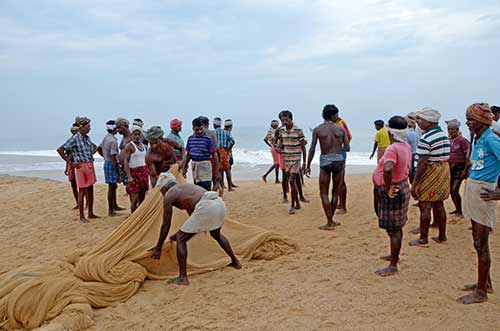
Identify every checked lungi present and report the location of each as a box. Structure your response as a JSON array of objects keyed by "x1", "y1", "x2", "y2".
[{"x1": 374, "y1": 180, "x2": 410, "y2": 232}]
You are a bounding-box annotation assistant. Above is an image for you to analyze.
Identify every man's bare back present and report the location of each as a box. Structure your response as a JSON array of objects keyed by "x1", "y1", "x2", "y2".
[{"x1": 165, "y1": 184, "x2": 206, "y2": 214}]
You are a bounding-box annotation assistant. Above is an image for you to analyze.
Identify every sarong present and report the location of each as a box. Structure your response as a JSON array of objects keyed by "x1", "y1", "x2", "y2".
[
  {"x1": 192, "y1": 160, "x2": 212, "y2": 184},
  {"x1": 374, "y1": 180, "x2": 410, "y2": 232},
  {"x1": 74, "y1": 162, "x2": 97, "y2": 189},
  {"x1": 271, "y1": 146, "x2": 279, "y2": 165},
  {"x1": 320, "y1": 153, "x2": 345, "y2": 175},
  {"x1": 180, "y1": 191, "x2": 226, "y2": 233},
  {"x1": 219, "y1": 148, "x2": 231, "y2": 171},
  {"x1": 285, "y1": 160, "x2": 301, "y2": 174},
  {"x1": 279, "y1": 153, "x2": 285, "y2": 171},
  {"x1": 103, "y1": 160, "x2": 119, "y2": 184},
  {"x1": 463, "y1": 179, "x2": 498, "y2": 229},
  {"x1": 416, "y1": 161, "x2": 450, "y2": 202},
  {"x1": 126, "y1": 165, "x2": 150, "y2": 194}
]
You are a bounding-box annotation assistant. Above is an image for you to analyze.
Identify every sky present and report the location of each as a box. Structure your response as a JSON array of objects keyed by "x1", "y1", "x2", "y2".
[{"x1": 1, "y1": 0, "x2": 500, "y2": 146}]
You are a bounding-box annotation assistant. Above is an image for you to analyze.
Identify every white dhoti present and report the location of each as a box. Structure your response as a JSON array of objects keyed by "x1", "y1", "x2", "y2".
[
  {"x1": 463, "y1": 179, "x2": 499, "y2": 229},
  {"x1": 180, "y1": 191, "x2": 226, "y2": 233}
]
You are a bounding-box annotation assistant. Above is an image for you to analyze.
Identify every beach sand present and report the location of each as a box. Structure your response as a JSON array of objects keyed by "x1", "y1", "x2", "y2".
[{"x1": 1, "y1": 174, "x2": 499, "y2": 330}]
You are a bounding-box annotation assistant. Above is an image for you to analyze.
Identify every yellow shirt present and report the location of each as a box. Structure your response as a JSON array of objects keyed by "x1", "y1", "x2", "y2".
[{"x1": 374, "y1": 127, "x2": 391, "y2": 148}]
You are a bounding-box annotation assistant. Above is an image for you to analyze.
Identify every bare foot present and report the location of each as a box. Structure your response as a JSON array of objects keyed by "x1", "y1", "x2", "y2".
[
  {"x1": 375, "y1": 266, "x2": 398, "y2": 277},
  {"x1": 275, "y1": 180, "x2": 281, "y2": 184},
  {"x1": 449, "y1": 210, "x2": 459, "y2": 215},
  {"x1": 72, "y1": 205, "x2": 79, "y2": 210},
  {"x1": 300, "y1": 197, "x2": 310, "y2": 203},
  {"x1": 336, "y1": 209, "x2": 347, "y2": 215},
  {"x1": 455, "y1": 213, "x2": 464, "y2": 218},
  {"x1": 108, "y1": 212, "x2": 121, "y2": 217},
  {"x1": 457, "y1": 291, "x2": 487, "y2": 304},
  {"x1": 168, "y1": 277, "x2": 189, "y2": 286},
  {"x1": 429, "y1": 223, "x2": 438, "y2": 228},
  {"x1": 294, "y1": 204, "x2": 301, "y2": 210},
  {"x1": 228, "y1": 188, "x2": 235, "y2": 192},
  {"x1": 281, "y1": 198, "x2": 289, "y2": 204},
  {"x1": 229, "y1": 260, "x2": 242, "y2": 269},
  {"x1": 463, "y1": 283, "x2": 494, "y2": 294},
  {"x1": 319, "y1": 224, "x2": 336, "y2": 231},
  {"x1": 379, "y1": 255, "x2": 400, "y2": 262},
  {"x1": 431, "y1": 236, "x2": 447, "y2": 244},
  {"x1": 231, "y1": 184, "x2": 239, "y2": 188},
  {"x1": 79, "y1": 217, "x2": 89, "y2": 223},
  {"x1": 262, "y1": 176, "x2": 267, "y2": 183},
  {"x1": 88, "y1": 214, "x2": 100, "y2": 219},
  {"x1": 409, "y1": 227, "x2": 420, "y2": 235},
  {"x1": 115, "y1": 206, "x2": 126, "y2": 211},
  {"x1": 409, "y1": 239, "x2": 429, "y2": 247},
  {"x1": 289, "y1": 207, "x2": 296, "y2": 215}
]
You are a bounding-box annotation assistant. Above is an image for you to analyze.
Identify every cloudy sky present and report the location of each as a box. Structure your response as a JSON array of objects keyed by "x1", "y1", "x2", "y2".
[{"x1": 1, "y1": 0, "x2": 500, "y2": 143}]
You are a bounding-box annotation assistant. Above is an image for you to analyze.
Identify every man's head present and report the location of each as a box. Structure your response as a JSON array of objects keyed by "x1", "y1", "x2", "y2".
[
  {"x1": 76, "y1": 117, "x2": 91, "y2": 135},
  {"x1": 279, "y1": 110, "x2": 293, "y2": 128},
  {"x1": 198, "y1": 116, "x2": 210, "y2": 132},
  {"x1": 270, "y1": 120, "x2": 279, "y2": 129},
  {"x1": 466, "y1": 103, "x2": 493, "y2": 135},
  {"x1": 116, "y1": 117, "x2": 130, "y2": 135},
  {"x1": 387, "y1": 116, "x2": 408, "y2": 143},
  {"x1": 133, "y1": 118, "x2": 144, "y2": 128},
  {"x1": 374, "y1": 120, "x2": 384, "y2": 130},
  {"x1": 106, "y1": 120, "x2": 117, "y2": 134},
  {"x1": 322, "y1": 104, "x2": 339, "y2": 122},
  {"x1": 446, "y1": 119, "x2": 461, "y2": 138},
  {"x1": 156, "y1": 172, "x2": 177, "y2": 195},
  {"x1": 131, "y1": 125, "x2": 143, "y2": 143},
  {"x1": 170, "y1": 118, "x2": 183, "y2": 133},
  {"x1": 192, "y1": 117, "x2": 205, "y2": 137},
  {"x1": 224, "y1": 119, "x2": 233, "y2": 131},
  {"x1": 145, "y1": 126, "x2": 165, "y2": 150},
  {"x1": 491, "y1": 105, "x2": 500, "y2": 122},
  {"x1": 415, "y1": 107, "x2": 440, "y2": 131},
  {"x1": 405, "y1": 114, "x2": 416, "y2": 128},
  {"x1": 213, "y1": 117, "x2": 222, "y2": 129},
  {"x1": 70, "y1": 123, "x2": 79, "y2": 135}
]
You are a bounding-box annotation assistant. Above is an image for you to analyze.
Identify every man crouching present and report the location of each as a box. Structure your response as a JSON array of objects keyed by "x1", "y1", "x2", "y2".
[{"x1": 150, "y1": 172, "x2": 241, "y2": 285}]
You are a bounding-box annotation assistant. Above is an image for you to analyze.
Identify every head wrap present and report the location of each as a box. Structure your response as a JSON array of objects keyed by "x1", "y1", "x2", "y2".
[
  {"x1": 388, "y1": 128, "x2": 408, "y2": 143},
  {"x1": 374, "y1": 120, "x2": 384, "y2": 127},
  {"x1": 156, "y1": 172, "x2": 177, "y2": 190},
  {"x1": 466, "y1": 103, "x2": 493, "y2": 126},
  {"x1": 116, "y1": 117, "x2": 130, "y2": 127},
  {"x1": 144, "y1": 126, "x2": 164, "y2": 141},
  {"x1": 106, "y1": 120, "x2": 116, "y2": 131},
  {"x1": 445, "y1": 119, "x2": 461, "y2": 129},
  {"x1": 75, "y1": 117, "x2": 91, "y2": 127},
  {"x1": 224, "y1": 119, "x2": 233, "y2": 127},
  {"x1": 132, "y1": 119, "x2": 144, "y2": 128},
  {"x1": 416, "y1": 107, "x2": 441, "y2": 123},
  {"x1": 213, "y1": 118, "x2": 222, "y2": 126},
  {"x1": 130, "y1": 124, "x2": 143, "y2": 134},
  {"x1": 170, "y1": 118, "x2": 183, "y2": 129}
]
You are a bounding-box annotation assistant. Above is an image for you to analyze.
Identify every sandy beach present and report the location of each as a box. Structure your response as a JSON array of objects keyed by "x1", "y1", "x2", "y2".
[{"x1": 1, "y1": 174, "x2": 499, "y2": 330}]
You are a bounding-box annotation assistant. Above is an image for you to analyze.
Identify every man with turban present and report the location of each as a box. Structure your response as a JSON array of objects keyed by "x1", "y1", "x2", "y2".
[
  {"x1": 409, "y1": 107, "x2": 450, "y2": 247},
  {"x1": 458, "y1": 103, "x2": 500, "y2": 304},
  {"x1": 166, "y1": 118, "x2": 185, "y2": 162},
  {"x1": 445, "y1": 119, "x2": 470, "y2": 218},
  {"x1": 144, "y1": 126, "x2": 177, "y2": 187},
  {"x1": 150, "y1": 172, "x2": 241, "y2": 285},
  {"x1": 262, "y1": 119, "x2": 281, "y2": 184},
  {"x1": 57, "y1": 117, "x2": 99, "y2": 222}
]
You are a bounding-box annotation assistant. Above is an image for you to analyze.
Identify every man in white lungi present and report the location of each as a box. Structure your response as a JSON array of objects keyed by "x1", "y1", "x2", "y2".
[{"x1": 150, "y1": 173, "x2": 241, "y2": 285}]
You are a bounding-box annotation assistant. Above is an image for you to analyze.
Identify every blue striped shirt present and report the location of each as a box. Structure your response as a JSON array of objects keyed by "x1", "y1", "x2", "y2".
[
  {"x1": 215, "y1": 128, "x2": 235, "y2": 149},
  {"x1": 186, "y1": 134, "x2": 216, "y2": 161}
]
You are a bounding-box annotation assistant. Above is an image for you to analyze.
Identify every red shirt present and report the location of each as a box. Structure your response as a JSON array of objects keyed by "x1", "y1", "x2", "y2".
[
  {"x1": 372, "y1": 142, "x2": 412, "y2": 186},
  {"x1": 449, "y1": 134, "x2": 469, "y2": 163}
]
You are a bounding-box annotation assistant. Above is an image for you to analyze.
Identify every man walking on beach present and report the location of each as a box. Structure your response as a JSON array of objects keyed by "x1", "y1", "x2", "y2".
[
  {"x1": 214, "y1": 119, "x2": 235, "y2": 191},
  {"x1": 373, "y1": 116, "x2": 412, "y2": 277},
  {"x1": 224, "y1": 119, "x2": 238, "y2": 189},
  {"x1": 277, "y1": 110, "x2": 307, "y2": 215},
  {"x1": 57, "y1": 117, "x2": 99, "y2": 222},
  {"x1": 458, "y1": 103, "x2": 500, "y2": 304},
  {"x1": 262, "y1": 120, "x2": 281, "y2": 184},
  {"x1": 150, "y1": 173, "x2": 241, "y2": 286},
  {"x1": 306, "y1": 105, "x2": 350, "y2": 230},
  {"x1": 182, "y1": 117, "x2": 221, "y2": 191},
  {"x1": 370, "y1": 120, "x2": 391, "y2": 162},
  {"x1": 446, "y1": 119, "x2": 469, "y2": 217},
  {"x1": 167, "y1": 118, "x2": 185, "y2": 163},
  {"x1": 144, "y1": 126, "x2": 177, "y2": 187},
  {"x1": 409, "y1": 108, "x2": 450, "y2": 246},
  {"x1": 97, "y1": 120, "x2": 123, "y2": 216}
]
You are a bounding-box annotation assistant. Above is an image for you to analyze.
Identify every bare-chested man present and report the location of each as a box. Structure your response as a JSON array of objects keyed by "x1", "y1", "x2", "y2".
[
  {"x1": 144, "y1": 126, "x2": 177, "y2": 187},
  {"x1": 150, "y1": 173, "x2": 241, "y2": 285},
  {"x1": 306, "y1": 105, "x2": 350, "y2": 230}
]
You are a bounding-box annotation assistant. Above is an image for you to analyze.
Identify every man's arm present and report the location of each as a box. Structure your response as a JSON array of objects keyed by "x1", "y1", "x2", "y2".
[
  {"x1": 264, "y1": 135, "x2": 272, "y2": 148},
  {"x1": 97, "y1": 146, "x2": 104, "y2": 157},
  {"x1": 383, "y1": 161, "x2": 395, "y2": 193},
  {"x1": 306, "y1": 128, "x2": 318, "y2": 174},
  {"x1": 145, "y1": 150, "x2": 159, "y2": 187},
  {"x1": 342, "y1": 128, "x2": 351, "y2": 152},
  {"x1": 122, "y1": 144, "x2": 134, "y2": 183},
  {"x1": 57, "y1": 145, "x2": 70, "y2": 163},
  {"x1": 370, "y1": 142, "x2": 378, "y2": 159},
  {"x1": 211, "y1": 149, "x2": 221, "y2": 180},
  {"x1": 180, "y1": 151, "x2": 192, "y2": 176},
  {"x1": 150, "y1": 194, "x2": 174, "y2": 259}
]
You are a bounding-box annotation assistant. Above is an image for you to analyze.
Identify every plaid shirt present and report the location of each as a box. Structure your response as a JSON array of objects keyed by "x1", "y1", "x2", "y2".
[
  {"x1": 63, "y1": 132, "x2": 97, "y2": 163},
  {"x1": 215, "y1": 128, "x2": 235, "y2": 149}
]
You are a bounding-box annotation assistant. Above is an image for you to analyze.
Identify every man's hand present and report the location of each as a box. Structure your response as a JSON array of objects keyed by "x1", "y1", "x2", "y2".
[
  {"x1": 386, "y1": 185, "x2": 400, "y2": 199},
  {"x1": 480, "y1": 187, "x2": 500, "y2": 201},
  {"x1": 369, "y1": 154, "x2": 374, "y2": 160},
  {"x1": 149, "y1": 246, "x2": 162, "y2": 259},
  {"x1": 71, "y1": 162, "x2": 82, "y2": 169},
  {"x1": 411, "y1": 185, "x2": 418, "y2": 199},
  {"x1": 305, "y1": 167, "x2": 311, "y2": 176}
]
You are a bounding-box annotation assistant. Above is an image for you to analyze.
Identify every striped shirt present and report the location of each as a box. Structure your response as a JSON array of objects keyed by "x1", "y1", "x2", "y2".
[
  {"x1": 279, "y1": 125, "x2": 305, "y2": 162},
  {"x1": 215, "y1": 128, "x2": 235, "y2": 149},
  {"x1": 62, "y1": 132, "x2": 97, "y2": 163},
  {"x1": 186, "y1": 134, "x2": 216, "y2": 161},
  {"x1": 416, "y1": 125, "x2": 450, "y2": 163}
]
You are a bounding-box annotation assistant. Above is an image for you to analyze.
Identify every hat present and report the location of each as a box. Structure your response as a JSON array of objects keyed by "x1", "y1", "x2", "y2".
[
  {"x1": 170, "y1": 118, "x2": 182, "y2": 129},
  {"x1": 416, "y1": 107, "x2": 441, "y2": 123}
]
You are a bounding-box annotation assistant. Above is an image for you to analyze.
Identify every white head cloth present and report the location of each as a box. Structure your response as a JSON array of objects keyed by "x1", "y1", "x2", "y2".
[
  {"x1": 213, "y1": 118, "x2": 222, "y2": 126},
  {"x1": 388, "y1": 128, "x2": 408, "y2": 143},
  {"x1": 156, "y1": 172, "x2": 177, "y2": 189},
  {"x1": 106, "y1": 123, "x2": 116, "y2": 131},
  {"x1": 130, "y1": 124, "x2": 143, "y2": 134},
  {"x1": 416, "y1": 107, "x2": 441, "y2": 123},
  {"x1": 445, "y1": 119, "x2": 461, "y2": 129},
  {"x1": 224, "y1": 119, "x2": 233, "y2": 126}
]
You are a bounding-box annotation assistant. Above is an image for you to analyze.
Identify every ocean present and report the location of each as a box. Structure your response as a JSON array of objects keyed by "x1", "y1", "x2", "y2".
[{"x1": 0, "y1": 126, "x2": 376, "y2": 182}]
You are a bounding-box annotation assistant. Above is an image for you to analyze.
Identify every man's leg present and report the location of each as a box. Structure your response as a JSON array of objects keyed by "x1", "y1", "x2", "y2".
[
  {"x1": 138, "y1": 189, "x2": 147, "y2": 206},
  {"x1": 210, "y1": 228, "x2": 241, "y2": 268},
  {"x1": 107, "y1": 183, "x2": 119, "y2": 216},
  {"x1": 262, "y1": 164, "x2": 276, "y2": 183},
  {"x1": 169, "y1": 231, "x2": 194, "y2": 285},
  {"x1": 450, "y1": 177, "x2": 459, "y2": 214},
  {"x1": 451, "y1": 178, "x2": 464, "y2": 216},
  {"x1": 337, "y1": 180, "x2": 347, "y2": 214},
  {"x1": 431, "y1": 201, "x2": 447, "y2": 243},
  {"x1": 376, "y1": 229, "x2": 402, "y2": 277},
  {"x1": 87, "y1": 185, "x2": 99, "y2": 219},
  {"x1": 281, "y1": 171, "x2": 289, "y2": 203},
  {"x1": 458, "y1": 221, "x2": 491, "y2": 304},
  {"x1": 297, "y1": 174, "x2": 309, "y2": 203},
  {"x1": 274, "y1": 164, "x2": 280, "y2": 183},
  {"x1": 318, "y1": 169, "x2": 334, "y2": 230},
  {"x1": 71, "y1": 179, "x2": 79, "y2": 209},
  {"x1": 130, "y1": 192, "x2": 139, "y2": 213},
  {"x1": 409, "y1": 202, "x2": 431, "y2": 246},
  {"x1": 78, "y1": 187, "x2": 88, "y2": 223},
  {"x1": 225, "y1": 169, "x2": 235, "y2": 191},
  {"x1": 289, "y1": 172, "x2": 299, "y2": 214}
]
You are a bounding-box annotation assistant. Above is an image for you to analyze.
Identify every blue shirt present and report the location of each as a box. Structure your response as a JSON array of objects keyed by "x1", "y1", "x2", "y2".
[
  {"x1": 215, "y1": 128, "x2": 235, "y2": 149},
  {"x1": 186, "y1": 134, "x2": 216, "y2": 161},
  {"x1": 406, "y1": 128, "x2": 418, "y2": 154},
  {"x1": 469, "y1": 128, "x2": 500, "y2": 183}
]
